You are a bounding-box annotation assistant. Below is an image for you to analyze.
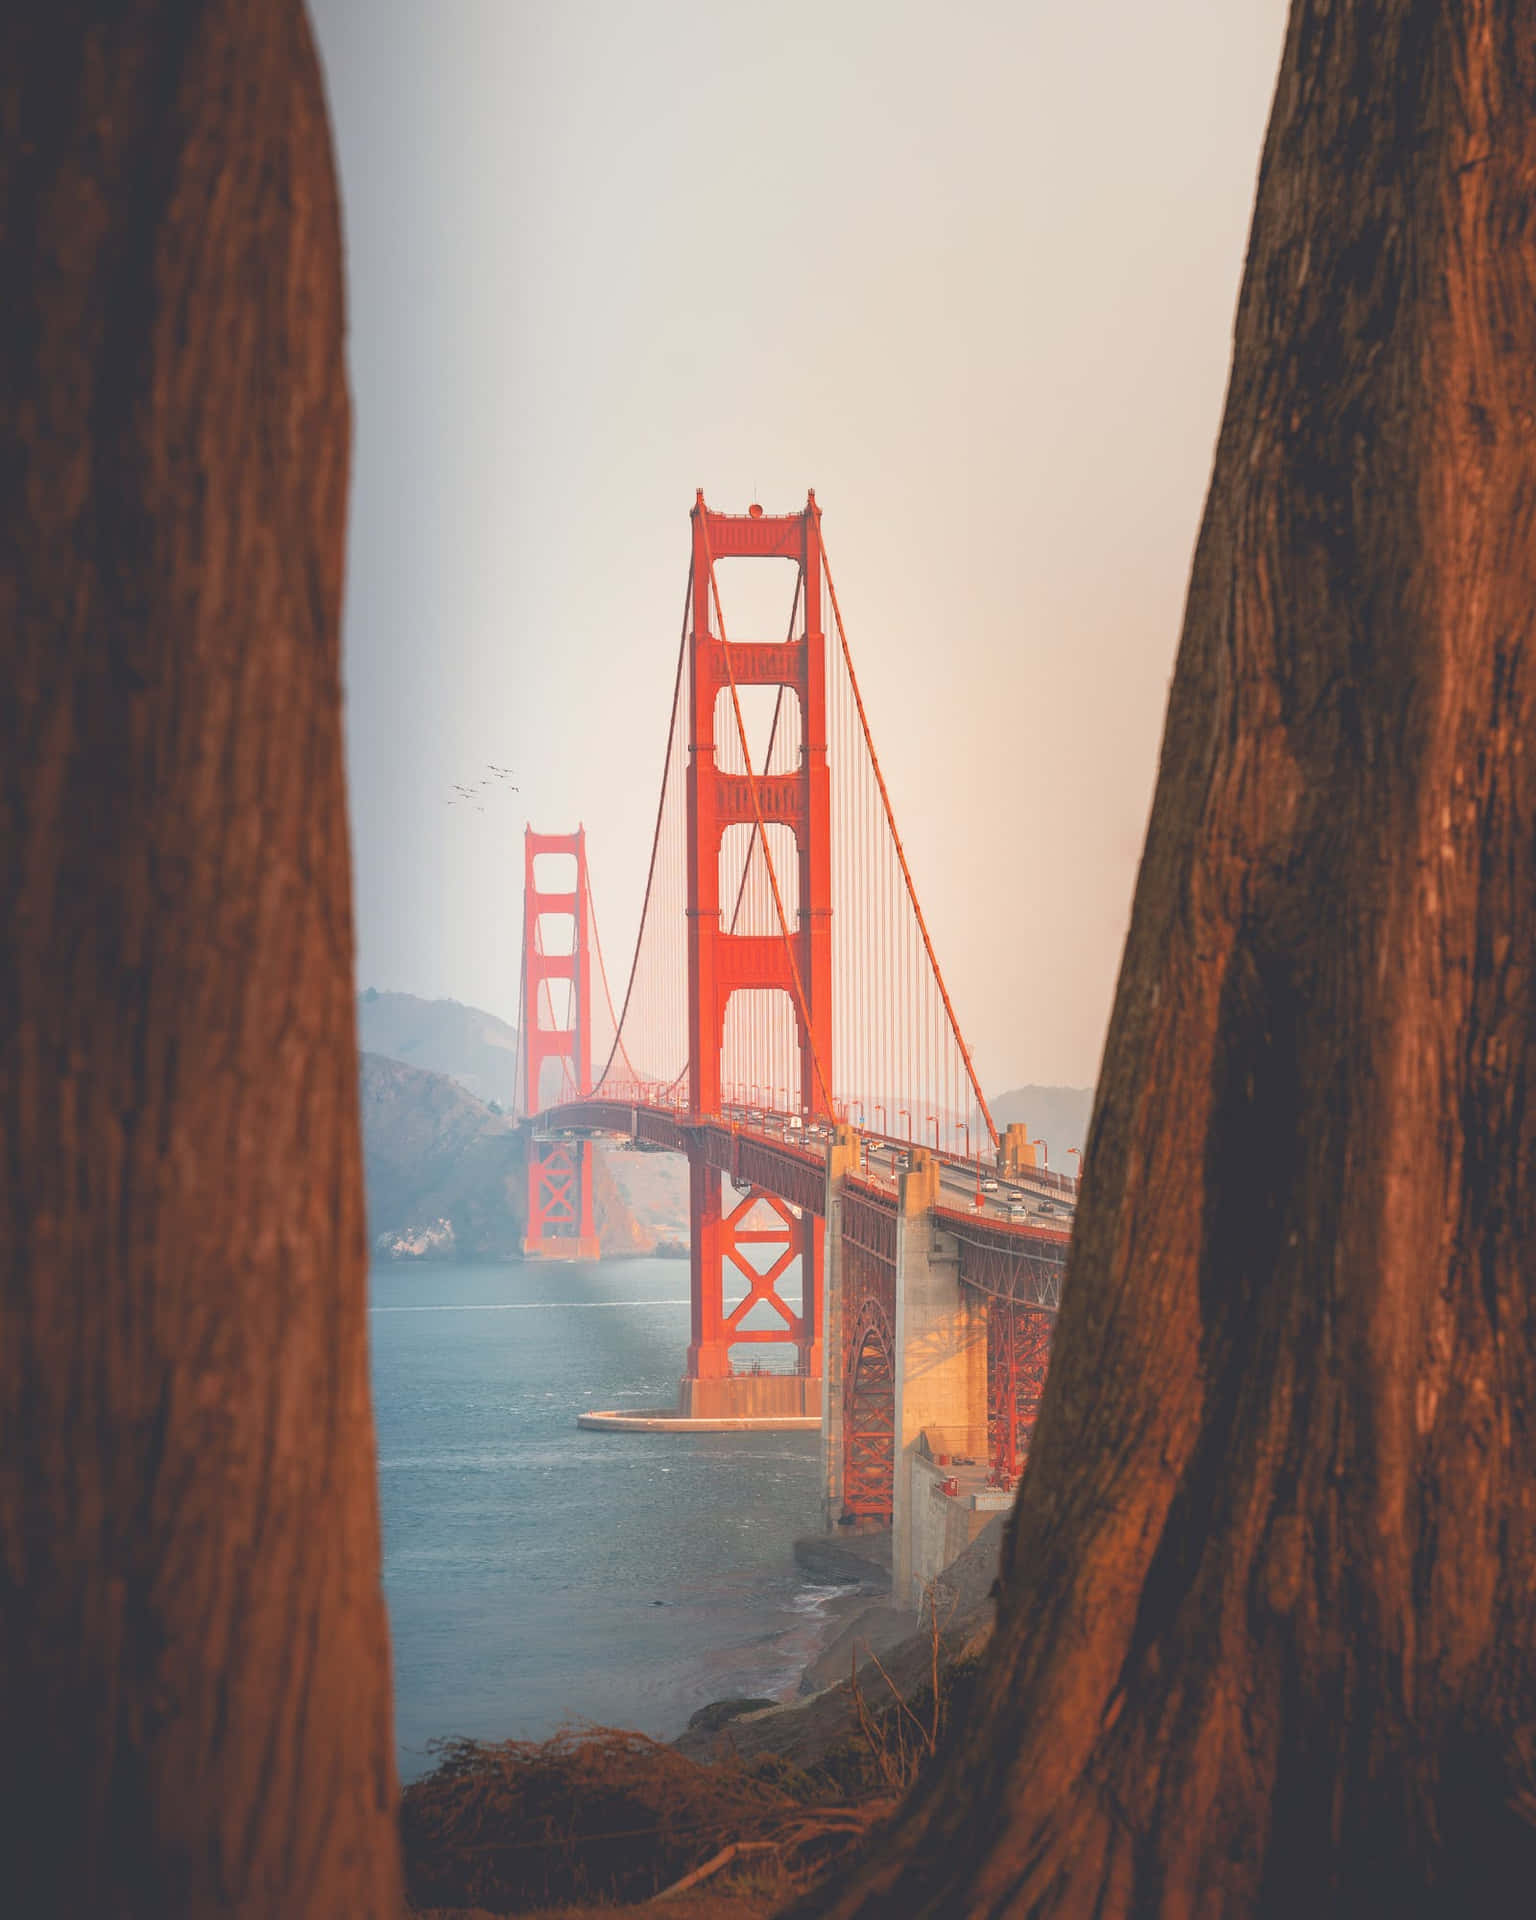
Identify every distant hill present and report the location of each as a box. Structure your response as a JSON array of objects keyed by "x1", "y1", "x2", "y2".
[
  {"x1": 358, "y1": 993, "x2": 1089, "y2": 1231},
  {"x1": 359, "y1": 987, "x2": 692, "y2": 1244},
  {"x1": 359, "y1": 1051, "x2": 649, "y2": 1260},
  {"x1": 357, "y1": 989, "x2": 520, "y2": 1110},
  {"x1": 988, "y1": 1085, "x2": 1095, "y2": 1172},
  {"x1": 601, "y1": 1144, "x2": 691, "y2": 1248}
]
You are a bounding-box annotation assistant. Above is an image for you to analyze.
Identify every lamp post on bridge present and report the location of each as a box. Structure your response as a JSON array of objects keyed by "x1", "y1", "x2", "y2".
[
  {"x1": 927, "y1": 1115, "x2": 939, "y2": 1148},
  {"x1": 875, "y1": 1104, "x2": 885, "y2": 1136},
  {"x1": 1067, "y1": 1147, "x2": 1082, "y2": 1178},
  {"x1": 898, "y1": 1108, "x2": 911, "y2": 1140},
  {"x1": 958, "y1": 1119, "x2": 971, "y2": 1162}
]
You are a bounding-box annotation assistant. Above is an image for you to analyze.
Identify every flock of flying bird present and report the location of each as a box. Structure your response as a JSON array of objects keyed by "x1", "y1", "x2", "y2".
[{"x1": 445, "y1": 764, "x2": 519, "y2": 812}]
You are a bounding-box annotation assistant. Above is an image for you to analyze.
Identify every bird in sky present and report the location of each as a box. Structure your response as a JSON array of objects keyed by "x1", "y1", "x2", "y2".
[{"x1": 446, "y1": 765, "x2": 516, "y2": 810}]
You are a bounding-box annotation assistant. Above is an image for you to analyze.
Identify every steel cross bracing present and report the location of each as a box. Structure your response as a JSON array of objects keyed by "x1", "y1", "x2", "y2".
[{"x1": 534, "y1": 491, "x2": 1078, "y2": 1482}]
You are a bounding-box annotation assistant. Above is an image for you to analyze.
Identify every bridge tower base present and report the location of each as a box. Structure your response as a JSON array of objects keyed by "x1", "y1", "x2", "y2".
[
  {"x1": 523, "y1": 1135, "x2": 601, "y2": 1262},
  {"x1": 678, "y1": 1150, "x2": 823, "y2": 1424},
  {"x1": 677, "y1": 1373, "x2": 821, "y2": 1421}
]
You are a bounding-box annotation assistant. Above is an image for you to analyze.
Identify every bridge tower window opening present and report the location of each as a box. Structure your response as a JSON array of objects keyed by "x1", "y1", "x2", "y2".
[
  {"x1": 534, "y1": 977, "x2": 575, "y2": 1031},
  {"x1": 708, "y1": 554, "x2": 802, "y2": 654},
  {"x1": 533, "y1": 909, "x2": 576, "y2": 958},
  {"x1": 711, "y1": 683, "x2": 802, "y2": 780},
  {"x1": 718, "y1": 819, "x2": 801, "y2": 942},
  {"x1": 531, "y1": 849, "x2": 577, "y2": 894},
  {"x1": 719, "y1": 988, "x2": 801, "y2": 1121}
]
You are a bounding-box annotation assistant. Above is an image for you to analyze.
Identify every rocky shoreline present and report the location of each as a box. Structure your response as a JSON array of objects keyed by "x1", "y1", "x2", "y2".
[
  {"x1": 673, "y1": 1516, "x2": 1008, "y2": 1770},
  {"x1": 400, "y1": 1519, "x2": 1011, "y2": 1915}
]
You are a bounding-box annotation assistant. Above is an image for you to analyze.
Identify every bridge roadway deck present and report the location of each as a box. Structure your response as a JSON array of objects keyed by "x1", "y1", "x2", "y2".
[{"x1": 539, "y1": 1097, "x2": 1072, "y2": 1307}]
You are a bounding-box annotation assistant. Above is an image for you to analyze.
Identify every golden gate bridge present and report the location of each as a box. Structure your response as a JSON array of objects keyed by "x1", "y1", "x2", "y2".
[{"x1": 510, "y1": 491, "x2": 1075, "y2": 1589}]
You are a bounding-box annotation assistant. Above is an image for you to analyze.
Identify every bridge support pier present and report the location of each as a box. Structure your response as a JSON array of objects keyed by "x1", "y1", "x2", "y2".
[
  {"x1": 678, "y1": 1148, "x2": 822, "y2": 1423},
  {"x1": 891, "y1": 1151, "x2": 989, "y2": 1611},
  {"x1": 523, "y1": 1135, "x2": 601, "y2": 1261}
]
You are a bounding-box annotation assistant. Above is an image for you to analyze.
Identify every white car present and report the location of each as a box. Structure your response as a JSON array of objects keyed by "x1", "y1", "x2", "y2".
[{"x1": 982, "y1": 1178, "x2": 1000, "y2": 1193}]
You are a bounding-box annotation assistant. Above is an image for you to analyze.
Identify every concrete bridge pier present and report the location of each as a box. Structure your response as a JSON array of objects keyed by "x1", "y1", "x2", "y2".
[
  {"x1": 822, "y1": 1135, "x2": 993, "y2": 1607},
  {"x1": 891, "y1": 1153, "x2": 989, "y2": 1609}
]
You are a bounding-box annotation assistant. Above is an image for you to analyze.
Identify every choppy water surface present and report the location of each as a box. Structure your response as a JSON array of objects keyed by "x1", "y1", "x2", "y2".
[{"x1": 370, "y1": 1258, "x2": 830, "y2": 1780}]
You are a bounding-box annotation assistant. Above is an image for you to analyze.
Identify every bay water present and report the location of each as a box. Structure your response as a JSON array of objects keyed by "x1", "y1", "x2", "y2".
[{"x1": 370, "y1": 1257, "x2": 838, "y2": 1781}]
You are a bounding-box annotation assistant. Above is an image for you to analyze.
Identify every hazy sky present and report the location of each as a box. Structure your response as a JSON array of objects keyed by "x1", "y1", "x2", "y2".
[{"x1": 309, "y1": 0, "x2": 1291, "y2": 1092}]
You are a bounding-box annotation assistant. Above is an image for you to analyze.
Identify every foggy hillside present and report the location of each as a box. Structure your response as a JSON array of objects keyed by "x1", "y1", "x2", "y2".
[
  {"x1": 988, "y1": 1085, "x2": 1094, "y2": 1171},
  {"x1": 360, "y1": 1051, "x2": 648, "y2": 1260},
  {"x1": 357, "y1": 986, "x2": 1090, "y2": 1207},
  {"x1": 357, "y1": 988, "x2": 520, "y2": 1109}
]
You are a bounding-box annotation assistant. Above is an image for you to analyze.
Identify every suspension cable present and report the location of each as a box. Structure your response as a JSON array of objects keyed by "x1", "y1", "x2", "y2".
[
  {"x1": 591, "y1": 567, "x2": 692, "y2": 1094},
  {"x1": 512, "y1": 906, "x2": 528, "y2": 1117},
  {"x1": 584, "y1": 860, "x2": 638, "y2": 1088}
]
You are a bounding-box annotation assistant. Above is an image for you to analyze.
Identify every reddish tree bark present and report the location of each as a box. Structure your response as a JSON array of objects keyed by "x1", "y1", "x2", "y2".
[
  {"x1": 1, "y1": 5, "x2": 401, "y2": 1912},
  {"x1": 809, "y1": 1, "x2": 1536, "y2": 1913}
]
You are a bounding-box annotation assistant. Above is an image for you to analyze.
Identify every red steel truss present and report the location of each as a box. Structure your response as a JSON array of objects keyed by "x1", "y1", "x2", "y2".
[
  {"x1": 685, "y1": 495, "x2": 832, "y2": 1380},
  {"x1": 986, "y1": 1304, "x2": 1055, "y2": 1489},
  {"x1": 521, "y1": 827, "x2": 600, "y2": 1259},
  {"x1": 839, "y1": 1184, "x2": 897, "y2": 1521}
]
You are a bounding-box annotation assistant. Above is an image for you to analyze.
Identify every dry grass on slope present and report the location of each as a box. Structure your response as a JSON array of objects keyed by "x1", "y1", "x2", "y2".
[{"x1": 400, "y1": 1728, "x2": 893, "y2": 1914}]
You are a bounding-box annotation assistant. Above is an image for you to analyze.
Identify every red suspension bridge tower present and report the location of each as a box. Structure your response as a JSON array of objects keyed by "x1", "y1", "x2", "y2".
[
  {"x1": 681, "y1": 492, "x2": 831, "y2": 1418},
  {"x1": 520, "y1": 826, "x2": 601, "y2": 1260},
  {"x1": 533, "y1": 488, "x2": 1070, "y2": 1477}
]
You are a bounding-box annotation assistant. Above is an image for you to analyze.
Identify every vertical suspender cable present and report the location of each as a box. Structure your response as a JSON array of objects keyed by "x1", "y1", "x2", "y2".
[{"x1": 816, "y1": 525, "x2": 999, "y2": 1153}]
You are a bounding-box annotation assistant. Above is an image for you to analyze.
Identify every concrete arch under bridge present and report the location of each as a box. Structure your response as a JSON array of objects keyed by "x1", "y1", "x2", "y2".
[{"x1": 552, "y1": 1100, "x2": 1073, "y2": 1606}]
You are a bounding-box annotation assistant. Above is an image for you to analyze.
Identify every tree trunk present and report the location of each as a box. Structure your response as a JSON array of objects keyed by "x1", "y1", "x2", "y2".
[
  {"x1": 808, "y1": 2, "x2": 1536, "y2": 1913},
  {"x1": 1, "y1": 6, "x2": 401, "y2": 1913}
]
